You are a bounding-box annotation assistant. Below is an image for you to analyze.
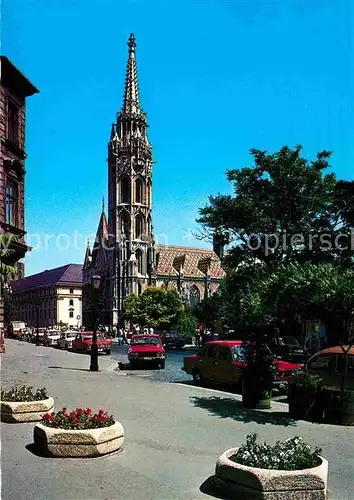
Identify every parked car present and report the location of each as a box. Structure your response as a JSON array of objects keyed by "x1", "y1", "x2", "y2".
[
  {"x1": 43, "y1": 330, "x2": 61, "y2": 347},
  {"x1": 128, "y1": 334, "x2": 166, "y2": 369},
  {"x1": 72, "y1": 332, "x2": 111, "y2": 355},
  {"x1": 7, "y1": 321, "x2": 26, "y2": 338},
  {"x1": 160, "y1": 331, "x2": 186, "y2": 350},
  {"x1": 270, "y1": 336, "x2": 307, "y2": 362},
  {"x1": 183, "y1": 340, "x2": 302, "y2": 391},
  {"x1": 57, "y1": 331, "x2": 77, "y2": 350},
  {"x1": 304, "y1": 345, "x2": 354, "y2": 389}
]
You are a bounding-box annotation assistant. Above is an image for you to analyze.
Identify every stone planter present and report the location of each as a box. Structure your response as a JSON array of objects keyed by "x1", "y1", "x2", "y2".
[
  {"x1": 33, "y1": 420, "x2": 124, "y2": 457},
  {"x1": 214, "y1": 447, "x2": 328, "y2": 499},
  {"x1": 1, "y1": 397, "x2": 54, "y2": 423}
]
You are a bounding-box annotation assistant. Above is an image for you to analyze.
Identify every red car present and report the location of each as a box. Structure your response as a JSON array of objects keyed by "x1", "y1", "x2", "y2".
[
  {"x1": 183, "y1": 340, "x2": 301, "y2": 391},
  {"x1": 128, "y1": 334, "x2": 166, "y2": 369},
  {"x1": 72, "y1": 332, "x2": 111, "y2": 355}
]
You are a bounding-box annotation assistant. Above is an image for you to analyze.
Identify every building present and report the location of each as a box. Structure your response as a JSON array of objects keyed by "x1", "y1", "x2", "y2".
[
  {"x1": 10, "y1": 264, "x2": 83, "y2": 328},
  {"x1": 0, "y1": 56, "x2": 39, "y2": 334},
  {"x1": 83, "y1": 34, "x2": 225, "y2": 327}
]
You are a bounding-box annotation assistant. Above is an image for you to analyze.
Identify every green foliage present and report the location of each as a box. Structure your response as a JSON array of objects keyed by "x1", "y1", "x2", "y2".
[
  {"x1": 198, "y1": 146, "x2": 354, "y2": 270},
  {"x1": 123, "y1": 286, "x2": 184, "y2": 329},
  {"x1": 1, "y1": 384, "x2": 48, "y2": 402},
  {"x1": 232, "y1": 434, "x2": 322, "y2": 471},
  {"x1": 175, "y1": 308, "x2": 198, "y2": 336},
  {"x1": 289, "y1": 371, "x2": 325, "y2": 390},
  {"x1": 0, "y1": 234, "x2": 17, "y2": 285}
]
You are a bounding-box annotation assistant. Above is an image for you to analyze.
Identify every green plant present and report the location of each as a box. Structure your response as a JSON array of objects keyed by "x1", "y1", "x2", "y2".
[
  {"x1": 232, "y1": 433, "x2": 322, "y2": 471},
  {"x1": 289, "y1": 371, "x2": 324, "y2": 390},
  {"x1": 1, "y1": 384, "x2": 48, "y2": 402},
  {"x1": 42, "y1": 408, "x2": 115, "y2": 429}
]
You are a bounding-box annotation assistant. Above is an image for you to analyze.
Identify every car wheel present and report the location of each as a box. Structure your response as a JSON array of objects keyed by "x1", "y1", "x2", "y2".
[
  {"x1": 106, "y1": 349, "x2": 111, "y2": 355},
  {"x1": 157, "y1": 360, "x2": 165, "y2": 370},
  {"x1": 192, "y1": 369, "x2": 204, "y2": 386}
]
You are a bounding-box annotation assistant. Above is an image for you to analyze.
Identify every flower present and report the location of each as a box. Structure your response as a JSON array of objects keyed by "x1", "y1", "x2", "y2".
[
  {"x1": 73, "y1": 419, "x2": 80, "y2": 425},
  {"x1": 69, "y1": 412, "x2": 76, "y2": 419},
  {"x1": 76, "y1": 408, "x2": 83, "y2": 416},
  {"x1": 98, "y1": 409, "x2": 104, "y2": 416},
  {"x1": 85, "y1": 408, "x2": 92, "y2": 415},
  {"x1": 41, "y1": 407, "x2": 115, "y2": 430}
]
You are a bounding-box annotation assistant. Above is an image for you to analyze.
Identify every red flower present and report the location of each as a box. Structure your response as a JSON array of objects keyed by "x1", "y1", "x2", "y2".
[
  {"x1": 69, "y1": 412, "x2": 76, "y2": 419},
  {"x1": 98, "y1": 409, "x2": 104, "y2": 416},
  {"x1": 98, "y1": 415, "x2": 105, "y2": 422},
  {"x1": 43, "y1": 413, "x2": 53, "y2": 420},
  {"x1": 76, "y1": 408, "x2": 83, "y2": 416},
  {"x1": 62, "y1": 407, "x2": 67, "y2": 413},
  {"x1": 85, "y1": 408, "x2": 92, "y2": 415},
  {"x1": 73, "y1": 419, "x2": 80, "y2": 425}
]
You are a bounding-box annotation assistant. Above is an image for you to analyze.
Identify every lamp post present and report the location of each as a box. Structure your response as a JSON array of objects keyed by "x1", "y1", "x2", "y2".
[
  {"x1": 34, "y1": 298, "x2": 40, "y2": 346},
  {"x1": 90, "y1": 275, "x2": 101, "y2": 372}
]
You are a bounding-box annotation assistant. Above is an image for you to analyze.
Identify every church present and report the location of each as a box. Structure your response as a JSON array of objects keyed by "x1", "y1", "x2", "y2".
[{"x1": 82, "y1": 34, "x2": 225, "y2": 328}]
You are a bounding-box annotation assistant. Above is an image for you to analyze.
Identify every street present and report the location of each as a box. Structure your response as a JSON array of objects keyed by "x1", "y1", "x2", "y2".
[{"x1": 2, "y1": 339, "x2": 354, "y2": 500}]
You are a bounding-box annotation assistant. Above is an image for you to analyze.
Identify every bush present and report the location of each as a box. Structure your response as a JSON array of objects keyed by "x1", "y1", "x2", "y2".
[
  {"x1": 231, "y1": 433, "x2": 322, "y2": 470},
  {"x1": 1, "y1": 384, "x2": 48, "y2": 402},
  {"x1": 289, "y1": 371, "x2": 324, "y2": 390},
  {"x1": 42, "y1": 408, "x2": 115, "y2": 430}
]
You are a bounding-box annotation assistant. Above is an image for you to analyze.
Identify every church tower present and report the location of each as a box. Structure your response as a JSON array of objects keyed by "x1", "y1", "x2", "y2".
[{"x1": 108, "y1": 34, "x2": 155, "y2": 326}]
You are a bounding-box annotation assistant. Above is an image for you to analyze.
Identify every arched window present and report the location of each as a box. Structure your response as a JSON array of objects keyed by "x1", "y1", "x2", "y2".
[
  {"x1": 135, "y1": 215, "x2": 143, "y2": 239},
  {"x1": 120, "y1": 176, "x2": 130, "y2": 203},
  {"x1": 135, "y1": 178, "x2": 143, "y2": 203},
  {"x1": 120, "y1": 213, "x2": 130, "y2": 238},
  {"x1": 136, "y1": 248, "x2": 143, "y2": 274},
  {"x1": 189, "y1": 285, "x2": 201, "y2": 306},
  {"x1": 147, "y1": 181, "x2": 151, "y2": 207}
]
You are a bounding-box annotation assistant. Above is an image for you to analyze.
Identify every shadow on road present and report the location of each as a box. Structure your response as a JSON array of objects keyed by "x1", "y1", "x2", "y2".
[
  {"x1": 200, "y1": 476, "x2": 233, "y2": 500},
  {"x1": 48, "y1": 366, "x2": 90, "y2": 372},
  {"x1": 190, "y1": 395, "x2": 296, "y2": 426}
]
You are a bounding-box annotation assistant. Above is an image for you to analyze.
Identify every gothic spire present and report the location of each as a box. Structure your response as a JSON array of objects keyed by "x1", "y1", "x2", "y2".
[{"x1": 121, "y1": 33, "x2": 141, "y2": 116}]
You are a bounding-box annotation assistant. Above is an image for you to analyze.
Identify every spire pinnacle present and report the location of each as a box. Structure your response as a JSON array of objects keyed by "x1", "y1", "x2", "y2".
[
  {"x1": 121, "y1": 33, "x2": 141, "y2": 115},
  {"x1": 102, "y1": 196, "x2": 105, "y2": 213}
]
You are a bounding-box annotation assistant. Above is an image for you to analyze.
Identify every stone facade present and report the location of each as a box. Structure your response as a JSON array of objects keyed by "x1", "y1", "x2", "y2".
[
  {"x1": 0, "y1": 57, "x2": 39, "y2": 333},
  {"x1": 83, "y1": 34, "x2": 224, "y2": 327},
  {"x1": 10, "y1": 264, "x2": 83, "y2": 328}
]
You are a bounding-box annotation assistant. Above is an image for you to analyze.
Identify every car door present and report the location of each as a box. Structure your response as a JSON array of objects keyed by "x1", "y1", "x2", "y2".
[
  {"x1": 196, "y1": 345, "x2": 217, "y2": 380},
  {"x1": 74, "y1": 333, "x2": 82, "y2": 350},
  {"x1": 58, "y1": 333, "x2": 65, "y2": 348},
  {"x1": 334, "y1": 353, "x2": 354, "y2": 390},
  {"x1": 306, "y1": 353, "x2": 337, "y2": 387},
  {"x1": 211, "y1": 346, "x2": 234, "y2": 383}
]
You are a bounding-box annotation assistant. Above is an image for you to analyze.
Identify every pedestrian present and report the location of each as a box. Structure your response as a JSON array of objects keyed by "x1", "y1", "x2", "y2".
[{"x1": 117, "y1": 329, "x2": 123, "y2": 345}]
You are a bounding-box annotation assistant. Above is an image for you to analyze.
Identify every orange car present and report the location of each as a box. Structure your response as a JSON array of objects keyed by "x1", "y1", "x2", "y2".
[{"x1": 305, "y1": 345, "x2": 354, "y2": 389}]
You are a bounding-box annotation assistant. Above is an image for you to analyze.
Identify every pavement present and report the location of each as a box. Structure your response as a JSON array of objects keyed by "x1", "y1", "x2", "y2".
[{"x1": 1, "y1": 340, "x2": 354, "y2": 500}]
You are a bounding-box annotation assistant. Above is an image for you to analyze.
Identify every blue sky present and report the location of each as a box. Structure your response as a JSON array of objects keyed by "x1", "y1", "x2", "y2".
[{"x1": 3, "y1": 0, "x2": 354, "y2": 276}]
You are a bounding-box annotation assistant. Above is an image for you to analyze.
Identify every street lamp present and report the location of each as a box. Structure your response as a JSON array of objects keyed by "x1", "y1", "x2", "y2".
[
  {"x1": 90, "y1": 275, "x2": 101, "y2": 372},
  {"x1": 34, "y1": 298, "x2": 40, "y2": 346}
]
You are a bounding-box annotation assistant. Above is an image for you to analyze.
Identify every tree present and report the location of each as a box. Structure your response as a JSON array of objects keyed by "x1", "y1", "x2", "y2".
[
  {"x1": 198, "y1": 146, "x2": 354, "y2": 271},
  {"x1": 123, "y1": 286, "x2": 184, "y2": 329},
  {"x1": 175, "y1": 307, "x2": 198, "y2": 337}
]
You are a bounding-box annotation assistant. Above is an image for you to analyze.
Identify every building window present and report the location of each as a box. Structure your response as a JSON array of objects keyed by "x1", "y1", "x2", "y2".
[
  {"x1": 135, "y1": 178, "x2": 143, "y2": 203},
  {"x1": 5, "y1": 177, "x2": 18, "y2": 226},
  {"x1": 69, "y1": 299, "x2": 74, "y2": 306},
  {"x1": 136, "y1": 248, "x2": 143, "y2": 274},
  {"x1": 70, "y1": 289, "x2": 74, "y2": 294},
  {"x1": 189, "y1": 285, "x2": 201, "y2": 306},
  {"x1": 7, "y1": 100, "x2": 19, "y2": 144},
  {"x1": 135, "y1": 215, "x2": 143, "y2": 239},
  {"x1": 120, "y1": 176, "x2": 130, "y2": 203},
  {"x1": 69, "y1": 310, "x2": 74, "y2": 318}
]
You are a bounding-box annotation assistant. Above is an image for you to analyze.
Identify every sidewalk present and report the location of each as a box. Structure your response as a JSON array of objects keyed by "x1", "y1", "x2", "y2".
[{"x1": 2, "y1": 340, "x2": 354, "y2": 499}]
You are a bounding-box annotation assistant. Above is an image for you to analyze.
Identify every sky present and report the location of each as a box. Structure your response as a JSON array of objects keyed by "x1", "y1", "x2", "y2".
[{"x1": 3, "y1": 0, "x2": 354, "y2": 276}]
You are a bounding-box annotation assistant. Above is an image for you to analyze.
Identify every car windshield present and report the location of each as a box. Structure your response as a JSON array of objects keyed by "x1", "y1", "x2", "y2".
[
  {"x1": 66, "y1": 332, "x2": 76, "y2": 338},
  {"x1": 232, "y1": 344, "x2": 273, "y2": 362},
  {"x1": 131, "y1": 336, "x2": 161, "y2": 345},
  {"x1": 281, "y1": 336, "x2": 299, "y2": 345},
  {"x1": 48, "y1": 331, "x2": 60, "y2": 337}
]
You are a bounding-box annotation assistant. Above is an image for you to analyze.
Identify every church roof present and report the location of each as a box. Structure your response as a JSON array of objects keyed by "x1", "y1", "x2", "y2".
[
  {"x1": 155, "y1": 245, "x2": 224, "y2": 279},
  {"x1": 11, "y1": 264, "x2": 83, "y2": 293}
]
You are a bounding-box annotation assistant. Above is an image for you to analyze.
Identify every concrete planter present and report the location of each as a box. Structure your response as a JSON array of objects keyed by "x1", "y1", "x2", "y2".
[
  {"x1": 215, "y1": 447, "x2": 328, "y2": 500},
  {"x1": 1, "y1": 397, "x2": 54, "y2": 423},
  {"x1": 33, "y1": 420, "x2": 124, "y2": 457}
]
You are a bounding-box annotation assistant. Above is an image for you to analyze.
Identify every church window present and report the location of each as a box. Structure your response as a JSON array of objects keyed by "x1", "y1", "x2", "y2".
[
  {"x1": 120, "y1": 176, "x2": 130, "y2": 203},
  {"x1": 189, "y1": 285, "x2": 201, "y2": 306},
  {"x1": 135, "y1": 178, "x2": 143, "y2": 203},
  {"x1": 136, "y1": 248, "x2": 143, "y2": 274},
  {"x1": 5, "y1": 176, "x2": 18, "y2": 226},
  {"x1": 135, "y1": 215, "x2": 143, "y2": 239},
  {"x1": 7, "y1": 100, "x2": 19, "y2": 144},
  {"x1": 121, "y1": 213, "x2": 130, "y2": 238},
  {"x1": 147, "y1": 180, "x2": 151, "y2": 207}
]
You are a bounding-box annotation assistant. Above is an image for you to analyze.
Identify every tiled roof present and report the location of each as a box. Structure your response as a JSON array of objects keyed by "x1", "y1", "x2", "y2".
[
  {"x1": 11, "y1": 264, "x2": 83, "y2": 293},
  {"x1": 155, "y1": 245, "x2": 224, "y2": 279}
]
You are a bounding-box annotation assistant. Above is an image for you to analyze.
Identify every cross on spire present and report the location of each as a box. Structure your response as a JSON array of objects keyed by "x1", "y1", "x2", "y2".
[{"x1": 121, "y1": 33, "x2": 141, "y2": 115}]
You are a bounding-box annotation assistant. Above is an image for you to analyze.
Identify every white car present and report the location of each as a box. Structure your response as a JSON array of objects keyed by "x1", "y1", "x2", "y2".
[
  {"x1": 57, "y1": 331, "x2": 77, "y2": 350},
  {"x1": 43, "y1": 330, "x2": 61, "y2": 347}
]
